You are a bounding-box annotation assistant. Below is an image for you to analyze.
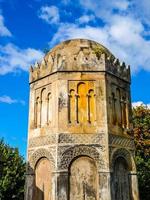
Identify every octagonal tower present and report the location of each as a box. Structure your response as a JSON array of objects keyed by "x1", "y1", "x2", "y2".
[{"x1": 25, "y1": 39, "x2": 139, "y2": 200}]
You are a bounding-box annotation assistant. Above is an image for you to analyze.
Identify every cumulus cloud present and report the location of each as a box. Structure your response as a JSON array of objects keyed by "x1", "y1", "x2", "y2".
[
  {"x1": 50, "y1": 23, "x2": 108, "y2": 46},
  {"x1": 0, "y1": 43, "x2": 44, "y2": 75},
  {"x1": 0, "y1": 14, "x2": 12, "y2": 37},
  {"x1": 49, "y1": 17, "x2": 150, "y2": 73},
  {"x1": 79, "y1": 0, "x2": 150, "y2": 28},
  {"x1": 39, "y1": 6, "x2": 60, "y2": 24},
  {"x1": 131, "y1": 0, "x2": 150, "y2": 26},
  {"x1": 77, "y1": 14, "x2": 95, "y2": 24},
  {"x1": 114, "y1": 0, "x2": 130, "y2": 11},
  {"x1": 132, "y1": 101, "x2": 150, "y2": 108},
  {"x1": 79, "y1": 0, "x2": 130, "y2": 21},
  {"x1": 0, "y1": 95, "x2": 25, "y2": 105},
  {"x1": 45, "y1": 0, "x2": 150, "y2": 73}
]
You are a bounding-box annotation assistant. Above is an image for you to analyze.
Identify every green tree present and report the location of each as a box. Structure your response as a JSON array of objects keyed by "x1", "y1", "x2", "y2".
[
  {"x1": 132, "y1": 105, "x2": 150, "y2": 200},
  {"x1": 0, "y1": 139, "x2": 26, "y2": 200}
]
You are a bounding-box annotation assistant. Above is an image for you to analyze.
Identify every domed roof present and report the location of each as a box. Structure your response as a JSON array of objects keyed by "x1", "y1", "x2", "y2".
[
  {"x1": 30, "y1": 39, "x2": 130, "y2": 83},
  {"x1": 43, "y1": 39, "x2": 114, "y2": 71}
]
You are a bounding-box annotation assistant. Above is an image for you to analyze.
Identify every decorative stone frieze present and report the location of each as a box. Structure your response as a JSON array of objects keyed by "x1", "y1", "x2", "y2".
[
  {"x1": 28, "y1": 135, "x2": 56, "y2": 148},
  {"x1": 109, "y1": 134, "x2": 135, "y2": 149},
  {"x1": 58, "y1": 145, "x2": 105, "y2": 170},
  {"x1": 58, "y1": 133, "x2": 105, "y2": 144},
  {"x1": 29, "y1": 148, "x2": 55, "y2": 169}
]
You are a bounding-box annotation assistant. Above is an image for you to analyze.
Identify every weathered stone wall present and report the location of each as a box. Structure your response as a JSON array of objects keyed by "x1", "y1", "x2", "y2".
[{"x1": 25, "y1": 39, "x2": 139, "y2": 200}]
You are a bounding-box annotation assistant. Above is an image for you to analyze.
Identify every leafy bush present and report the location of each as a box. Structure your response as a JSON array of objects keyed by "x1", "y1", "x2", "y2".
[
  {"x1": 0, "y1": 139, "x2": 26, "y2": 200},
  {"x1": 133, "y1": 105, "x2": 150, "y2": 200}
]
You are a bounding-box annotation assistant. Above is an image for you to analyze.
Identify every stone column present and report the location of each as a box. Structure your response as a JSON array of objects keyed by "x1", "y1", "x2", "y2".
[
  {"x1": 51, "y1": 171, "x2": 57, "y2": 200},
  {"x1": 55, "y1": 171, "x2": 69, "y2": 200},
  {"x1": 99, "y1": 171, "x2": 111, "y2": 200},
  {"x1": 24, "y1": 173, "x2": 35, "y2": 200},
  {"x1": 129, "y1": 172, "x2": 140, "y2": 200}
]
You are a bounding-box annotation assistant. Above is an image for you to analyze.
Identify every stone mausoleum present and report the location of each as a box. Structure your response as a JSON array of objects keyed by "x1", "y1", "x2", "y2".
[{"x1": 25, "y1": 39, "x2": 139, "y2": 200}]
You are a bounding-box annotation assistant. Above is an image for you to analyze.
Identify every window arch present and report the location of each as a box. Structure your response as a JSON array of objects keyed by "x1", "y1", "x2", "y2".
[
  {"x1": 41, "y1": 88, "x2": 47, "y2": 126},
  {"x1": 47, "y1": 92, "x2": 52, "y2": 124},
  {"x1": 35, "y1": 97, "x2": 40, "y2": 127},
  {"x1": 116, "y1": 88, "x2": 122, "y2": 126},
  {"x1": 68, "y1": 81, "x2": 96, "y2": 124},
  {"x1": 122, "y1": 96, "x2": 127, "y2": 128},
  {"x1": 87, "y1": 89, "x2": 96, "y2": 123},
  {"x1": 68, "y1": 89, "x2": 76, "y2": 123},
  {"x1": 77, "y1": 82, "x2": 87, "y2": 123},
  {"x1": 112, "y1": 92, "x2": 117, "y2": 125}
]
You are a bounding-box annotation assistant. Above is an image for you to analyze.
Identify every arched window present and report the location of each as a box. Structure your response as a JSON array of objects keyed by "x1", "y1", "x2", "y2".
[
  {"x1": 116, "y1": 88, "x2": 122, "y2": 126},
  {"x1": 35, "y1": 97, "x2": 40, "y2": 127},
  {"x1": 69, "y1": 156, "x2": 98, "y2": 200},
  {"x1": 77, "y1": 82, "x2": 87, "y2": 124},
  {"x1": 126, "y1": 96, "x2": 130, "y2": 129},
  {"x1": 112, "y1": 92, "x2": 117, "y2": 125},
  {"x1": 68, "y1": 81, "x2": 96, "y2": 124},
  {"x1": 41, "y1": 88, "x2": 47, "y2": 126},
  {"x1": 122, "y1": 96, "x2": 127, "y2": 128},
  {"x1": 47, "y1": 93, "x2": 52, "y2": 124},
  {"x1": 87, "y1": 89, "x2": 96, "y2": 123},
  {"x1": 68, "y1": 89, "x2": 76, "y2": 123}
]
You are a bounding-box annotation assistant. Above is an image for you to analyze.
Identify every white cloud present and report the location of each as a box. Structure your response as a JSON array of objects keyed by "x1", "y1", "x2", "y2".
[
  {"x1": 46, "y1": 0, "x2": 150, "y2": 74},
  {"x1": 79, "y1": 0, "x2": 150, "y2": 28},
  {"x1": 0, "y1": 14, "x2": 12, "y2": 37},
  {"x1": 49, "y1": 16, "x2": 150, "y2": 73},
  {"x1": 110, "y1": 16, "x2": 150, "y2": 72},
  {"x1": 77, "y1": 14, "x2": 95, "y2": 24},
  {"x1": 132, "y1": 101, "x2": 150, "y2": 109},
  {"x1": 109, "y1": 15, "x2": 144, "y2": 46},
  {"x1": 39, "y1": 6, "x2": 60, "y2": 24},
  {"x1": 114, "y1": 0, "x2": 130, "y2": 11},
  {"x1": 79, "y1": 0, "x2": 130, "y2": 21},
  {"x1": 49, "y1": 23, "x2": 108, "y2": 47},
  {"x1": 106, "y1": 15, "x2": 150, "y2": 72},
  {"x1": 0, "y1": 43, "x2": 44, "y2": 75},
  {"x1": 0, "y1": 95, "x2": 25, "y2": 105},
  {"x1": 131, "y1": 0, "x2": 150, "y2": 26}
]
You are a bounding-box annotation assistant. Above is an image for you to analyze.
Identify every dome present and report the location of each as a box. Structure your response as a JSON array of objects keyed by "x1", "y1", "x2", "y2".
[
  {"x1": 30, "y1": 39, "x2": 130, "y2": 83},
  {"x1": 43, "y1": 39, "x2": 114, "y2": 72}
]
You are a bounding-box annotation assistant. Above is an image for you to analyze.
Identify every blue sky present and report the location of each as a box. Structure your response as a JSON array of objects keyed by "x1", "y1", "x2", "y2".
[{"x1": 0, "y1": 0, "x2": 150, "y2": 157}]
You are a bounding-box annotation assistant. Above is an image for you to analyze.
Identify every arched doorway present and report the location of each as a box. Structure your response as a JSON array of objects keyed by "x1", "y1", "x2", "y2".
[
  {"x1": 34, "y1": 157, "x2": 53, "y2": 200},
  {"x1": 69, "y1": 156, "x2": 98, "y2": 200},
  {"x1": 112, "y1": 157, "x2": 131, "y2": 200}
]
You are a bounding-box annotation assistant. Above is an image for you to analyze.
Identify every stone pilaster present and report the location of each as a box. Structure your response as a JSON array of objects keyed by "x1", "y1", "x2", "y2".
[
  {"x1": 24, "y1": 174, "x2": 35, "y2": 200},
  {"x1": 129, "y1": 172, "x2": 140, "y2": 200},
  {"x1": 56, "y1": 171, "x2": 69, "y2": 200},
  {"x1": 99, "y1": 171, "x2": 111, "y2": 200}
]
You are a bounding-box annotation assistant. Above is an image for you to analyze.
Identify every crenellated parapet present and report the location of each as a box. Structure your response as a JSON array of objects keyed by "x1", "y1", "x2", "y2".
[
  {"x1": 29, "y1": 39, "x2": 130, "y2": 83},
  {"x1": 105, "y1": 56, "x2": 130, "y2": 82}
]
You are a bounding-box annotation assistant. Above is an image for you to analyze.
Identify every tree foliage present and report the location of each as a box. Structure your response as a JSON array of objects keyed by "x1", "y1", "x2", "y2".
[
  {"x1": 0, "y1": 139, "x2": 26, "y2": 200},
  {"x1": 132, "y1": 105, "x2": 150, "y2": 200}
]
